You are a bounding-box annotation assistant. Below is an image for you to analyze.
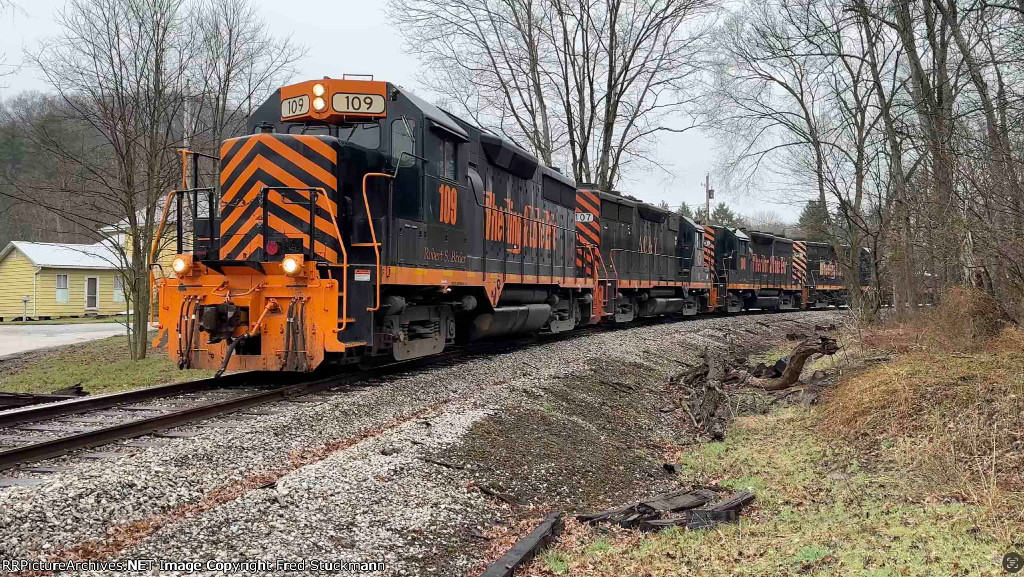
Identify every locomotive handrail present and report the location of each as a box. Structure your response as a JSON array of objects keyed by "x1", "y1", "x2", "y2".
[
  {"x1": 151, "y1": 190, "x2": 181, "y2": 271},
  {"x1": 608, "y1": 248, "x2": 689, "y2": 285},
  {"x1": 149, "y1": 186, "x2": 218, "y2": 327},
  {"x1": 258, "y1": 186, "x2": 352, "y2": 331},
  {"x1": 360, "y1": 172, "x2": 392, "y2": 312}
]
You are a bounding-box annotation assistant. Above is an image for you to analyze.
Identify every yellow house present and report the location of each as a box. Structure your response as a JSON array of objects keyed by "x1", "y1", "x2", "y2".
[
  {"x1": 99, "y1": 210, "x2": 185, "y2": 281},
  {"x1": 0, "y1": 241, "x2": 128, "y2": 321}
]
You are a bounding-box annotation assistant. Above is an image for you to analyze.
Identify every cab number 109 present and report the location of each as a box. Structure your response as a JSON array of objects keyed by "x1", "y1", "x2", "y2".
[{"x1": 438, "y1": 184, "x2": 458, "y2": 225}]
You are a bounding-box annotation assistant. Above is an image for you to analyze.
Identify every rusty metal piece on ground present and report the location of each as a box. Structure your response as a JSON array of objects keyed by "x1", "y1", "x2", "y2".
[
  {"x1": 577, "y1": 488, "x2": 715, "y2": 525},
  {"x1": 705, "y1": 490, "x2": 755, "y2": 512},
  {"x1": 684, "y1": 509, "x2": 739, "y2": 530},
  {"x1": 0, "y1": 384, "x2": 88, "y2": 409},
  {"x1": 683, "y1": 491, "x2": 756, "y2": 529},
  {"x1": 642, "y1": 488, "x2": 718, "y2": 512},
  {"x1": 0, "y1": 392, "x2": 83, "y2": 409},
  {"x1": 51, "y1": 384, "x2": 87, "y2": 397},
  {"x1": 479, "y1": 512, "x2": 563, "y2": 577}
]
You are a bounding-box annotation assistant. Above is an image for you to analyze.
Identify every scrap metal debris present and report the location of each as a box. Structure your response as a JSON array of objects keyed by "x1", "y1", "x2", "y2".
[{"x1": 578, "y1": 487, "x2": 755, "y2": 531}]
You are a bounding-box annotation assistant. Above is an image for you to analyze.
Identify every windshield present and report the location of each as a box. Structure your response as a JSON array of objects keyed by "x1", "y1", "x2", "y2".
[{"x1": 288, "y1": 122, "x2": 380, "y2": 149}]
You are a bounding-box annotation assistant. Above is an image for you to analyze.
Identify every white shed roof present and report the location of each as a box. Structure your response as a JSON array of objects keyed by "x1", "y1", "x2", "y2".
[{"x1": 1, "y1": 241, "x2": 121, "y2": 270}]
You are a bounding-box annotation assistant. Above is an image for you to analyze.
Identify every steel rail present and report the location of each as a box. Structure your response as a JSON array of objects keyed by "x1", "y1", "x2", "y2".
[
  {"x1": 0, "y1": 348, "x2": 478, "y2": 473},
  {"x1": 0, "y1": 372, "x2": 262, "y2": 428},
  {"x1": 0, "y1": 373, "x2": 352, "y2": 472}
]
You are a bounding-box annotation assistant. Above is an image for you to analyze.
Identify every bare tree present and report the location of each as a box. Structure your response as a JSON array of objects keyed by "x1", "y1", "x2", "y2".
[
  {"x1": 706, "y1": 0, "x2": 1024, "y2": 320},
  {"x1": 388, "y1": 0, "x2": 716, "y2": 189},
  {"x1": 0, "y1": 0, "x2": 303, "y2": 358},
  {"x1": 3, "y1": 0, "x2": 195, "y2": 359},
  {"x1": 190, "y1": 0, "x2": 305, "y2": 186},
  {"x1": 702, "y1": 0, "x2": 880, "y2": 308}
]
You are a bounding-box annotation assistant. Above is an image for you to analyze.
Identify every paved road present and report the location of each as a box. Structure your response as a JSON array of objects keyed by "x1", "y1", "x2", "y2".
[{"x1": 0, "y1": 323, "x2": 129, "y2": 357}]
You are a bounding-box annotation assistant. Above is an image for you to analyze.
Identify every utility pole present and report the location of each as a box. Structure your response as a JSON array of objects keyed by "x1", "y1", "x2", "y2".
[{"x1": 704, "y1": 173, "x2": 715, "y2": 224}]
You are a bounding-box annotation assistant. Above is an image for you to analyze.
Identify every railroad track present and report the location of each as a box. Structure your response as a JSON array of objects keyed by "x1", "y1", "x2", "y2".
[
  {"x1": 0, "y1": 327, "x2": 589, "y2": 482},
  {"x1": 0, "y1": 309, "x2": 831, "y2": 485},
  {"x1": 0, "y1": 354, "x2": 471, "y2": 483}
]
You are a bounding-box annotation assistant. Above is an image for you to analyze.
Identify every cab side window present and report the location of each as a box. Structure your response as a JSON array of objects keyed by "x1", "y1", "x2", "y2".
[
  {"x1": 441, "y1": 139, "x2": 456, "y2": 180},
  {"x1": 391, "y1": 119, "x2": 416, "y2": 167},
  {"x1": 391, "y1": 119, "x2": 420, "y2": 220}
]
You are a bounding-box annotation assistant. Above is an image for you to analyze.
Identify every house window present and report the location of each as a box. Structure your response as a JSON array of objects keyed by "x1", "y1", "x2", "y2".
[
  {"x1": 441, "y1": 139, "x2": 456, "y2": 180},
  {"x1": 56, "y1": 274, "x2": 69, "y2": 303},
  {"x1": 113, "y1": 275, "x2": 126, "y2": 303}
]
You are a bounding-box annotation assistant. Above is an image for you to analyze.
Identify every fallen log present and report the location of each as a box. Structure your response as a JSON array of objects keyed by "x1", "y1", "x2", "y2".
[{"x1": 748, "y1": 337, "x2": 839, "y2": 391}]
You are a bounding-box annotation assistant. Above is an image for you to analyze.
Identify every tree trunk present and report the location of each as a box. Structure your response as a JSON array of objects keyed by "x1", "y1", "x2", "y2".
[{"x1": 748, "y1": 337, "x2": 839, "y2": 391}]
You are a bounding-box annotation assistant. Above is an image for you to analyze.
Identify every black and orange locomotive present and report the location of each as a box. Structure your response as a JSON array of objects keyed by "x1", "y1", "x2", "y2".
[{"x1": 154, "y1": 77, "x2": 864, "y2": 373}]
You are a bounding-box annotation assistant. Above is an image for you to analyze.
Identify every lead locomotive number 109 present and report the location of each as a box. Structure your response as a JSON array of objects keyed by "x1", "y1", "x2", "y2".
[{"x1": 151, "y1": 75, "x2": 868, "y2": 375}]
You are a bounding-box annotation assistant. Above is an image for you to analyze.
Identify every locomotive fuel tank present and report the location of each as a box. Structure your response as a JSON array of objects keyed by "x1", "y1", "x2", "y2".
[{"x1": 469, "y1": 304, "x2": 552, "y2": 340}]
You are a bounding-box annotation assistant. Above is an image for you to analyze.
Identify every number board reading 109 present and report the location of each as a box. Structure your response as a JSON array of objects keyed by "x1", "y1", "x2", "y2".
[
  {"x1": 281, "y1": 95, "x2": 310, "y2": 119},
  {"x1": 332, "y1": 93, "x2": 386, "y2": 115}
]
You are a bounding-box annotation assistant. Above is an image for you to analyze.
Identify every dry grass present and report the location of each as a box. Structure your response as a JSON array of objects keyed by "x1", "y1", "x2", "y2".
[
  {"x1": 820, "y1": 287, "x2": 1024, "y2": 539},
  {"x1": 526, "y1": 409, "x2": 1011, "y2": 576},
  {"x1": 0, "y1": 334, "x2": 212, "y2": 394},
  {"x1": 521, "y1": 288, "x2": 1020, "y2": 575}
]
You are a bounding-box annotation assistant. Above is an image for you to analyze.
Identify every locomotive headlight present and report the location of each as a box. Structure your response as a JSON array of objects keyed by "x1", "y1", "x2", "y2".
[
  {"x1": 171, "y1": 254, "x2": 192, "y2": 276},
  {"x1": 312, "y1": 97, "x2": 326, "y2": 111},
  {"x1": 281, "y1": 254, "x2": 304, "y2": 276},
  {"x1": 312, "y1": 83, "x2": 325, "y2": 97}
]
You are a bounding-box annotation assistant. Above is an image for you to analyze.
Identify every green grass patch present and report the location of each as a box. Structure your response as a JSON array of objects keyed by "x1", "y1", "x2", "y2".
[
  {"x1": 540, "y1": 550, "x2": 570, "y2": 574},
  {"x1": 535, "y1": 408, "x2": 1010, "y2": 576},
  {"x1": 0, "y1": 334, "x2": 212, "y2": 394}
]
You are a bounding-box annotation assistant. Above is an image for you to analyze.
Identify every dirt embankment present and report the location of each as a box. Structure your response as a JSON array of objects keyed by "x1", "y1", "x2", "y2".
[
  {"x1": 522, "y1": 290, "x2": 1021, "y2": 577},
  {"x1": 444, "y1": 314, "x2": 843, "y2": 573}
]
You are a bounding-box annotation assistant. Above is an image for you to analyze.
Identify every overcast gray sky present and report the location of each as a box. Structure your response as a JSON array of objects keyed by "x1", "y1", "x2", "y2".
[{"x1": 0, "y1": 0, "x2": 801, "y2": 220}]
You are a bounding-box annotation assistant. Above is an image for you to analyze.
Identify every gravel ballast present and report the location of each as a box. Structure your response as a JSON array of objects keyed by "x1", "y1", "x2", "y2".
[{"x1": 0, "y1": 310, "x2": 847, "y2": 576}]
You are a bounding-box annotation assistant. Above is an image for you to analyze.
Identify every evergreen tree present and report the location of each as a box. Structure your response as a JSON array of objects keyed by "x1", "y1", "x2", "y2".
[
  {"x1": 696, "y1": 202, "x2": 743, "y2": 227},
  {"x1": 796, "y1": 199, "x2": 831, "y2": 241},
  {"x1": 675, "y1": 202, "x2": 693, "y2": 218}
]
